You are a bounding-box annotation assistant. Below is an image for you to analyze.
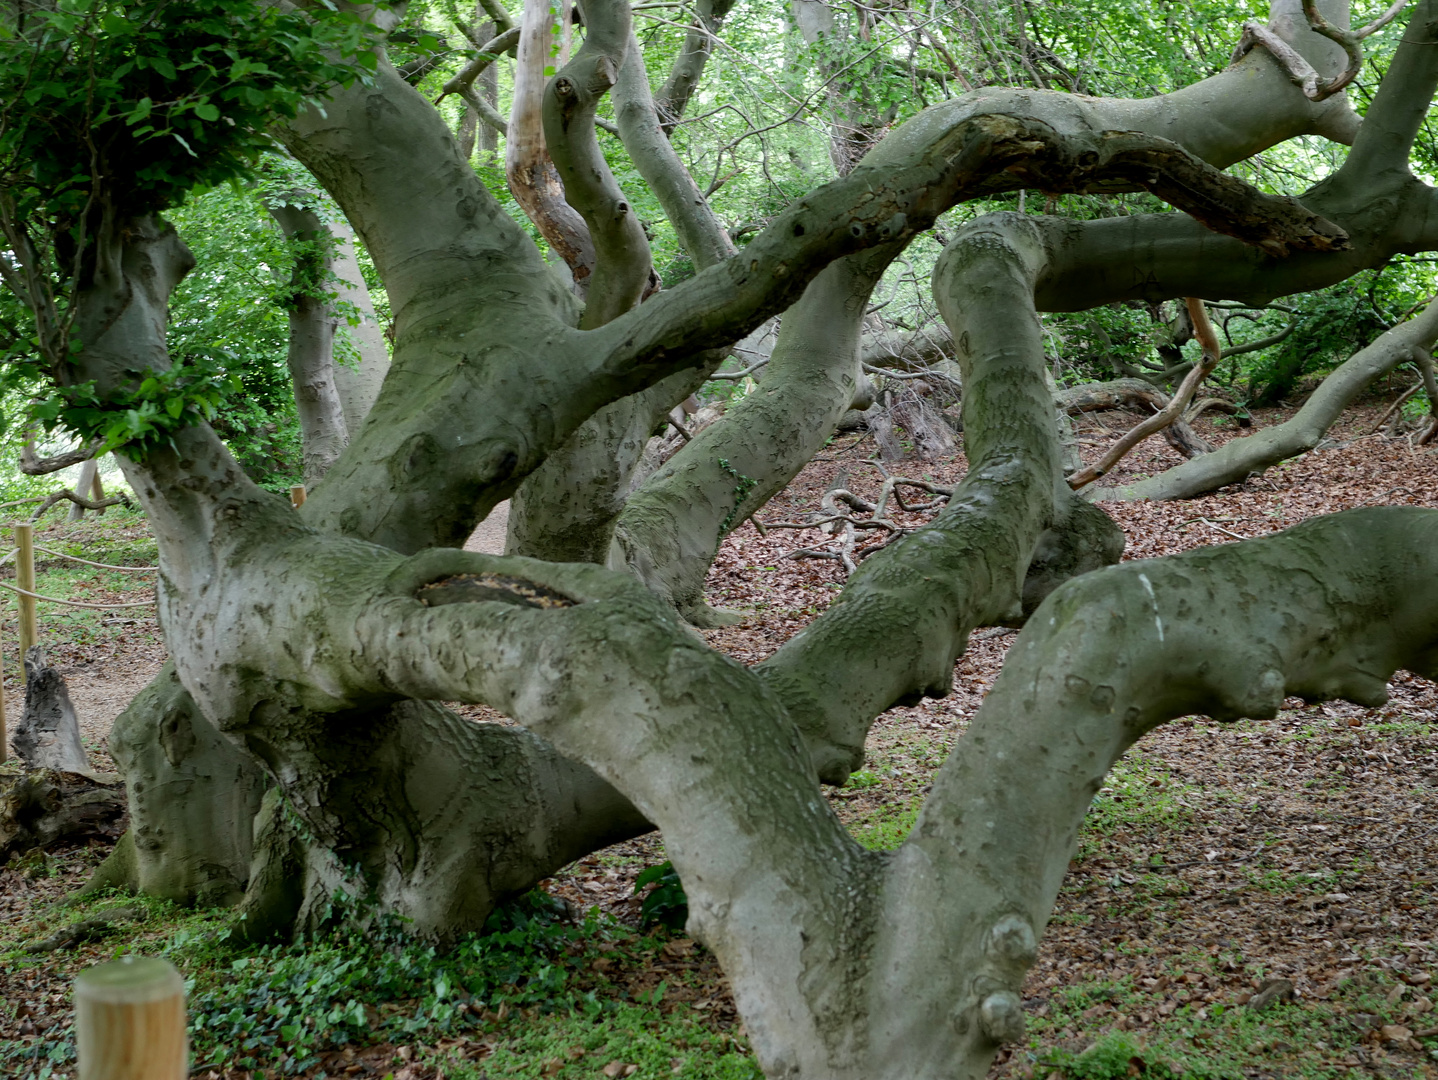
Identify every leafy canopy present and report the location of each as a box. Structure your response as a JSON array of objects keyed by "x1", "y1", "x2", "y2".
[
  {"x1": 0, "y1": 0, "x2": 382, "y2": 455},
  {"x1": 0, "y1": 0, "x2": 379, "y2": 224}
]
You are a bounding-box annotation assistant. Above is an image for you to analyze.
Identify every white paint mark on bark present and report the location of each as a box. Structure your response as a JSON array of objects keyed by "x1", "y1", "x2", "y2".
[{"x1": 1138, "y1": 572, "x2": 1164, "y2": 642}]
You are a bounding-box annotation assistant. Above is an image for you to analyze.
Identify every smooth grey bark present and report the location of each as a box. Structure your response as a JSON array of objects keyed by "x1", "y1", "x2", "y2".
[
  {"x1": 863, "y1": 506, "x2": 1438, "y2": 1080},
  {"x1": 1098, "y1": 297, "x2": 1438, "y2": 500},
  {"x1": 542, "y1": 3, "x2": 651, "y2": 329},
  {"x1": 283, "y1": 43, "x2": 1355, "y2": 556},
  {"x1": 65, "y1": 216, "x2": 654, "y2": 934},
  {"x1": 757, "y1": 215, "x2": 1123, "y2": 781},
  {"x1": 613, "y1": 249, "x2": 897, "y2": 625},
  {"x1": 101, "y1": 4, "x2": 1410, "y2": 931},
  {"x1": 44, "y1": 6, "x2": 1438, "y2": 1076},
  {"x1": 607, "y1": 2, "x2": 1356, "y2": 624},
  {"x1": 28, "y1": 8, "x2": 1438, "y2": 1080},
  {"x1": 91, "y1": 664, "x2": 266, "y2": 907},
  {"x1": 505, "y1": 23, "x2": 736, "y2": 566},
  {"x1": 327, "y1": 218, "x2": 391, "y2": 435},
  {"x1": 267, "y1": 200, "x2": 351, "y2": 483},
  {"x1": 358, "y1": 505, "x2": 1438, "y2": 1079}
]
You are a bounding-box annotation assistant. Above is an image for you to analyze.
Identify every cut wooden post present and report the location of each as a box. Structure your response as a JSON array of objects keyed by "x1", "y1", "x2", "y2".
[
  {"x1": 14, "y1": 522, "x2": 37, "y2": 677},
  {"x1": 0, "y1": 637, "x2": 6, "y2": 765},
  {"x1": 75, "y1": 955, "x2": 187, "y2": 1080},
  {"x1": 290, "y1": 484, "x2": 307, "y2": 508}
]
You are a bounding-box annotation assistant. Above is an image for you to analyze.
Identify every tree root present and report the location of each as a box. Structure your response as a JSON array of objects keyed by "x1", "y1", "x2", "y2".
[{"x1": 23, "y1": 904, "x2": 145, "y2": 953}]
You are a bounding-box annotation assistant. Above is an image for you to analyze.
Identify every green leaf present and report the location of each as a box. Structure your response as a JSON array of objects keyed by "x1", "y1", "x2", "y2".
[{"x1": 194, "y1": 101, "x2": 220, "y2": 122}]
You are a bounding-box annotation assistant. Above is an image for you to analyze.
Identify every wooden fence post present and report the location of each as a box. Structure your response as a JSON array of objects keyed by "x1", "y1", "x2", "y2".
[
  {"x1": 0, "y1": 638, "x2": 6, "y2": 764},
  {"x1": 290, "y1": 484, "x2": 307, "y2": 508},
  {"x1": 75, "y1": 955, "x2": 187, "y2": 1080},
  {"x1": 14, "y1": 522, "x2": 36, "y2": 676}
]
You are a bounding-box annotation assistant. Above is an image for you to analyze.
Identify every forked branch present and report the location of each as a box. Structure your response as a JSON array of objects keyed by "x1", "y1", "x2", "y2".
[
  {"x1": 1231, "y1": 0, "x2": 1408, "y2": 100},
  {"x1": 544, "y1": 0, "x2": 653, "y2": 327},
  {"x1": 1068, "y1": 298, "x2": 1223, "y2": 489}
]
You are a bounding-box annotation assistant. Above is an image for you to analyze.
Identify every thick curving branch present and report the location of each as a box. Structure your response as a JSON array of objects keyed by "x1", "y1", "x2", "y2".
[
  {"x1": 507, "y1": 0, "x2": 598, "y2": 291},
  {"x1": 613, "y1": 30, "x2": 734, "y2": 271},
  {"x1": 870, "y1": 506, "x2": 1438, "y2": 1079},
  {"x1": 755, "y1": 216, "x2": 1122, "y2": 782},
  {"x1": 1095, "y1": 295, "x2": 1438, "y2": 500},
  {"x1": 502, "y1": 23, "x2": 736, "y2": 568},
  {"x1": 285, "y1": 11, "x2": 1368, "y2": 558},
  {"x1": 612, "y1": 247, "x2": 898, "y2": 626},
  {"x1": 590, "y1": 112, "x2": 1348, "y2": 409},
  {"x1": 334, "y1": 505, "x2": 1438, "y2": 1079},
  {"x1": 543, "y1": 0, "x2": 652, "y2": 328}
]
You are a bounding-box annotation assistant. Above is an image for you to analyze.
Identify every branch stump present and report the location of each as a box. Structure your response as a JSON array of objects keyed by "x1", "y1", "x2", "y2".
[{"x1": 14, "y1": 645, "x2": 89, "y2": 772}]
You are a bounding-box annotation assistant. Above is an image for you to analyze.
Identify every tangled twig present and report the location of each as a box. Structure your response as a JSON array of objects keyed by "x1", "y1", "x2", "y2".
[{"x1": 759, "y1": 477, "x2": 953, "y2": 575}]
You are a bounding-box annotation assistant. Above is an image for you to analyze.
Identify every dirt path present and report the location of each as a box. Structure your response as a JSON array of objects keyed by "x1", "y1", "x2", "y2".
[{"x1": 464, "y1": 499, "x2": 508, "y2": 555}]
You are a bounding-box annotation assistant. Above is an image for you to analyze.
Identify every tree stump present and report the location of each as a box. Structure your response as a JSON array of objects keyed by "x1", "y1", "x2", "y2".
[{"x1": 13, "y1": 645, "x2": 89, "y2": 772}]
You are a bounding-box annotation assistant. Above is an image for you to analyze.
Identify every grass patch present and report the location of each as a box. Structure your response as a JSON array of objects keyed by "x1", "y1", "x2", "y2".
[
  {"x1": 850, "y1": 802, "x2": 920, "y2": 850},
  {"x1": 3, "y1": 506, "x2": 161, "y2": 652},
  {"x1": 1, "y1": 887, "x2": 759, "y2": 1078},
  {"x1": 441, "y1": 1005, "x2": 762, "y2": 1079},
  {"x1": 1012, "y1": 966, "x2": 1438, "y2": 1080}
]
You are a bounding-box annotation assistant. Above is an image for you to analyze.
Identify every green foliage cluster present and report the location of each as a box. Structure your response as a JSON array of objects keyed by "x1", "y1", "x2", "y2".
[
  {"x1": 634, "y1": 860, "x2": 690, "y2": 933},
  {"x1": 0, "y1": 884, "x2": 761, "y2": 1078},
  {"x1": 182, "y1": 890, "x2": 581, "y2": 1072},
  {"x1": 27, "y1": 355, "x2": 237, "y2": 460},
  {"x1": 0, "y1": 0, "x2": 380, "y2": 458},
  {"x1": 0, "y1": 0, "x2": 377, "y2": 226}
]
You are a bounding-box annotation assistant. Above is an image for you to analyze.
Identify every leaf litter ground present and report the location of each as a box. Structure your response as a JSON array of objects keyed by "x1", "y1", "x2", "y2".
[{"x1": 2, "y1": 399, "x2": 1438, "y2": 1079}]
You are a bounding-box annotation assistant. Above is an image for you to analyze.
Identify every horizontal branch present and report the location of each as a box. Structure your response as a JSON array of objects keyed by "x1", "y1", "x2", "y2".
[
  {"x1": 594, "y1": 109, "x2": 1349, "y2": 390},
  {"x1": 21, "y1": 439, "x2": 101, "y2": 475}
]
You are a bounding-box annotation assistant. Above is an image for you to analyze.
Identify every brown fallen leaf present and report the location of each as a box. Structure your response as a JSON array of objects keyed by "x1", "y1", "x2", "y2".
[
  {"x1": 663, "y1": 938, "x2": 697, "y2": 959},
  {"x1": 1248, "y1": 978, "x2": 1295, "y2": 1012},
  {"x1": 603, "y1": 1062, "x2": 628, "y2": 1078}
]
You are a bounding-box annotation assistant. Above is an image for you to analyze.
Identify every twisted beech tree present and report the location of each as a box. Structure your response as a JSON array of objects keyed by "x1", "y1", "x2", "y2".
[{"x1": 5, "y1": 0, "x2": 1438, "y2": 1075}]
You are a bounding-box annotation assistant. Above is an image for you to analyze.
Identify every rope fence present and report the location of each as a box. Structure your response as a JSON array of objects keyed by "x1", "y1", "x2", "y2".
[
  {"x1": 33, "y1": 545, "x2": 158, "y2": 573},
  {"x1": 0, "y1": 581, "x2": 157, "y2": 609}
]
